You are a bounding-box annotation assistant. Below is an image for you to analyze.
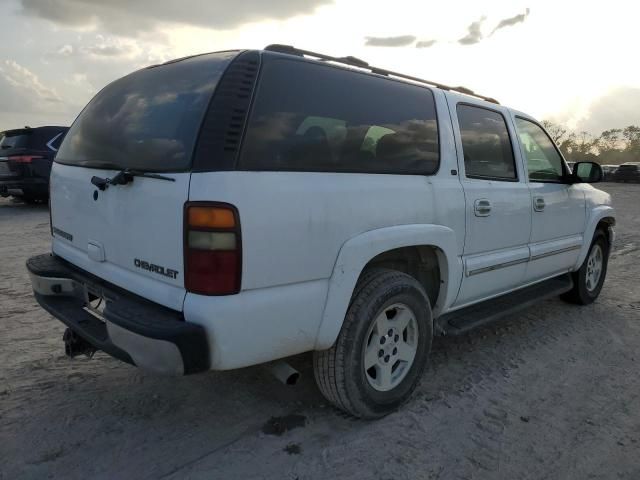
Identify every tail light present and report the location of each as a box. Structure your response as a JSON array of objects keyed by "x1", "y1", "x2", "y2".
[
  {"x1": 184, "y1": 202, "x2": 241, "y2": 295},
  {"x1": 8, "y1": 155, "x2": 43, "y2": 163}
]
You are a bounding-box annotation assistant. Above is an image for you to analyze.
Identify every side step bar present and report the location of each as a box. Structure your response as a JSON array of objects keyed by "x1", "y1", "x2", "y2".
[{"x1": 435, "y1": 274, "x2": 574, "y2": 336}]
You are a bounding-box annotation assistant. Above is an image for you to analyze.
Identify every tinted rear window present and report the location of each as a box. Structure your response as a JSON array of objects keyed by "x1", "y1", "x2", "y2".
[
  {"x1": 0, "y1": 132, "x2": 30, "y2": 150},
  {"x1": 56, "y1": 52, "x2": 237, "y2": 172},
  {"x1": 239, "y1": 58, "x2": 439, "y2": 174}
]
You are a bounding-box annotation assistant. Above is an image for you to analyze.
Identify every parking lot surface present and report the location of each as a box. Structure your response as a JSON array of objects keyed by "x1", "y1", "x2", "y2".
[{"x1": 1, "y1": 183, "x2": 639, "y2": 479}]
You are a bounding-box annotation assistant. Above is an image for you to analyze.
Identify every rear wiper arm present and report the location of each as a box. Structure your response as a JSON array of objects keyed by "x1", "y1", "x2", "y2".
[
  {"x1": 114, "y1": 169, "x2": 176, "y2": 183},
  {"x1": 91, "y1": 169, "x2": 175, "y2": 191}
]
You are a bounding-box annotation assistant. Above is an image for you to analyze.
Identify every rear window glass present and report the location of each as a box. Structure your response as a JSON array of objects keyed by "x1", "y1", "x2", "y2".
[
  {"x1": 56, "y1": 52, "x2": 237, "y2": 172},
  {"x1": 239, "y1": 59, "x2": 439, "y2": 174},
  {"x1": 0, "y1": 133, "x2": 30, "y2": 150}
]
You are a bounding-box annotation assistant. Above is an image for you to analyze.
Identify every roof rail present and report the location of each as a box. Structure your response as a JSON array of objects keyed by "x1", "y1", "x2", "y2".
[{"x1": 264, "y1": 44, "x2": 499, "y2": 105}]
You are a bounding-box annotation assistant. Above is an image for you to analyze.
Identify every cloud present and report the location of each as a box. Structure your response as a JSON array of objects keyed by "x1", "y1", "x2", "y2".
[
  {"x1": 415, "y1": 39, "x2": 437, "y2": 49},
  {"x1": 57, "y1": 44, "x2": 74, "y2": 56},
  {"x1": 0, "y1": 61, "x2": 77, "y2": 129},
  {"x1": 83, "y1": 43, "x2": 134, "y2": 57},
  {"x1": 575, "y1": 87, "x2": 640, "y2": 133},
  {"x1": 458, "y1": 16, "x2": 486, "y2": 45},
  {"x1": 19, "y1": 0, "x2": 333, "y2": 35},
  {"x1": 491, "y1": 8, "x2": 530, "y2": 35},
  {"x1": 51, "y1": 38, "x2": 137, "y2": 60},
  {"x1": 365, "y1": 35, "x2": 417, "y2": 47},
  {"x1": 0, "y1": 60, "x2": 62, "y2": 103}
]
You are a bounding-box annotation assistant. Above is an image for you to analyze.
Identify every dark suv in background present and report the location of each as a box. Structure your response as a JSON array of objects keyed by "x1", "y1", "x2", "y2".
[
  {"x1": 612, "y1": 162, "x2": 640, "y2": 183},
  {"x1": 0, "y1": 126, "x2": 68, "y2": 203}
]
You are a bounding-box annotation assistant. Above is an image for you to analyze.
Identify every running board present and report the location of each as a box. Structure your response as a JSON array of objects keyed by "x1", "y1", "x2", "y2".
[{"x1": 435, "y1": 274, "x2": 574, "y2": 336}]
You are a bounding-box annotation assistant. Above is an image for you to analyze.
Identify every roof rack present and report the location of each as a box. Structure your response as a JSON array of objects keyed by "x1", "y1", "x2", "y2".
[{"x1": 264, "y1": 44, "x2": 499, "y2": 105}]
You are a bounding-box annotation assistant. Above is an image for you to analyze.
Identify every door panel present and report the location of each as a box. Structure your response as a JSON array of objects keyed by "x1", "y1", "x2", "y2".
[
  {"x1": 448, "y1": 99, "x2": 531, "y2": 307},
  {"x1": 512, "y1": 116, "x2": 587, "y2": 282},
  {"x1": 526, "y1": 183, "x2": 585, "y2": 280},
  {"x1": 456, "y1": 180, "x2": 531, "y2": 305},
  {"x1": 50, "y1": 163, "x2": 190, "y2": 310}
]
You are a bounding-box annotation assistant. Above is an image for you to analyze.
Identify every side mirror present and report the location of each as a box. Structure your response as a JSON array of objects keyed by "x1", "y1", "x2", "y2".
[{"x1": 573, "y1": 161, "x2": 603, "y2": 183}]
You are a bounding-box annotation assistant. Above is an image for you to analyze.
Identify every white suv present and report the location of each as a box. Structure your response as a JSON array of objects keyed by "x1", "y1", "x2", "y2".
[{"x1": 28, "y1": 45, "x2": 615, "y2": 418}]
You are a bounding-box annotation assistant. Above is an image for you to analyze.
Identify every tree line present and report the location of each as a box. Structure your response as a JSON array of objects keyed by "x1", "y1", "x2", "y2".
[{"x1": 541, "y1": 121, "x2": 640, "y2": 165}]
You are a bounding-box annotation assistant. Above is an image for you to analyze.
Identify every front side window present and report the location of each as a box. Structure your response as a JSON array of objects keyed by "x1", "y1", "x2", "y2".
[
  {"x1": 457, "y1": 105, "x2": 517, "y2": 180},
  {"x1": 515, "y1": 118, "x2": 565, "y2": 182},
  {"x1": 239, "y1": 59, "x2": 440, "y2": 174}
]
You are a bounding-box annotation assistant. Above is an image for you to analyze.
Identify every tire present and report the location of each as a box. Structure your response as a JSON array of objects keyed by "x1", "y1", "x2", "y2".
[
  {"x1": 562, "y1": 230, "x2": 609, "y2": 305},
  {"x1": 313, "y1": 269, "x2": 433, "y2": 419}
]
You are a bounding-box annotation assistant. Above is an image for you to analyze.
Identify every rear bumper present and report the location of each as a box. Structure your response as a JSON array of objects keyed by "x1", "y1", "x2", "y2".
[{"x1": 27, "y1": 253, "x2": 210, "y2": 375}]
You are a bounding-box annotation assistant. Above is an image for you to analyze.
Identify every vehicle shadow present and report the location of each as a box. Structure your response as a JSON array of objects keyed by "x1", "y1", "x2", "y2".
[{"x1": 0, "y1": 197, "x2": 48, "y2": 215}]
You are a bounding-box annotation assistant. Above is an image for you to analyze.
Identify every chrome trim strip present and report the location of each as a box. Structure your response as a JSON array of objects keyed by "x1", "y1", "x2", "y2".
[
  {"x1": 530, "y1": 244, "x2": 581, "y2": 261},
  {"x1": 467, "y1": 244, "x2": 582, "y2": 276},
  {"x1": 467, "y1": 257, "x2": 529, "y2": 277},
  {"x1": 46, "y1": 132, "x2": 64, "y2": 152}
]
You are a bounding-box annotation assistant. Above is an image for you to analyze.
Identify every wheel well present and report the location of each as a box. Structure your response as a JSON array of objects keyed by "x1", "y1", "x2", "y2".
[
  {"x1": 358, "y1": 246, "x2": 442, "y2": 309},
  {"x1": 596, "y1": 217, "x2": 615, "y2": 245}
]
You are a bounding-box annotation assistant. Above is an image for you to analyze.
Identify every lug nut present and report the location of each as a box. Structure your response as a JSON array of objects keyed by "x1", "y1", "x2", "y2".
[
  {"x1": 393, "y1": 347, "x2": 397, "y2": 355},
  {"x1": 380, "y1": 337, "x2": 386, "y2": 345},
  {"x1": 378, "y1": 349, "x2": 384, "y2": 357},
  {"x1": 384, "y1": 355, "x2": 390, "y2": 363},
  {"x1": 394, "y1": 335, "x2": 399, "y2": 342},
  {"x1": 388, "y1": 329, "x2": 393, "y2": 336}
]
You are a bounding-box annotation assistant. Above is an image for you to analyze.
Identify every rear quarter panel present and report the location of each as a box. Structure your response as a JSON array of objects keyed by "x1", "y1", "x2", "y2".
[{"x1": 187, "y1": 170, "x2": 465, "y2": 365}]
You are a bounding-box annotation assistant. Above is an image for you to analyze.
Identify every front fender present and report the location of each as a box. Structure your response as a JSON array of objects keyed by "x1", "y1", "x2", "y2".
[
  {"x1": 574, "y1": 205, "x2": 616, "y2": 269},
  {"x1": 314, "y1": 224, "x2": 462, "y2": 350}
]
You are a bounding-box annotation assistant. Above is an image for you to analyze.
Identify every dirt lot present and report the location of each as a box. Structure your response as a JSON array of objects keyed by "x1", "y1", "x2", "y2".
[{"x1": 1, "y1": 183, "x2": 639, "y2": 480}]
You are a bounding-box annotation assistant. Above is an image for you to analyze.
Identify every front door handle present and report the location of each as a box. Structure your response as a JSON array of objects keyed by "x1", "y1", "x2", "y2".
[
  {"x1": 533, "y1": 196, "x2": 545, "y2": 212},
  {"x1": 474, "y1": 198, "x2": 492, "y2": 217}
]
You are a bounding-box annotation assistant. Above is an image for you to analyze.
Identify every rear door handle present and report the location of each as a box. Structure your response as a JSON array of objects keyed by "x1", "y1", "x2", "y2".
[
  {"x1": 474, "y1": 199, "x2": 492, "y2": 217},
  {"x1": 533, "y1": 196, "x2": 545, "y2": 212}
]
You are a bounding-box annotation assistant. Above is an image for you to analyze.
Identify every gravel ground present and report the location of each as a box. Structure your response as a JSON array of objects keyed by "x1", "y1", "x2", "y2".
[{"x1": 1, "y1": 183, "x2": 639, "y2": 480}]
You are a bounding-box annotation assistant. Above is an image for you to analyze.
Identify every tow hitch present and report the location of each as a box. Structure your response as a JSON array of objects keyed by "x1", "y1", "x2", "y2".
[{"x1": 63, "y1": 328, "x2": 97, "y2": 359}]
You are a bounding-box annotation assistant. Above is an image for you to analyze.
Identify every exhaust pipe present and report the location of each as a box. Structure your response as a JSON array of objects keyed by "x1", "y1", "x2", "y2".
[{"x1": 269, "y1": 361, "x2": 300, "y2": 385}]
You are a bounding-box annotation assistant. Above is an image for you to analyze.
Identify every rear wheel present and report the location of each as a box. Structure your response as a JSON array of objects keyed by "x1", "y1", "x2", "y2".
[
  {"x1": 562, "y1": 230, "x2": 609, "y2": 304},
  {"x1": 313, "y1": 269, "x2": 432, "y2": 418}
]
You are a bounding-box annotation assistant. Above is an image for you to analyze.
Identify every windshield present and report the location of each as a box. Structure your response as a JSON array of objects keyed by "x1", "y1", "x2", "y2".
[{"x1": 56, "y1": 51, "x2": 237, "y2": 172}]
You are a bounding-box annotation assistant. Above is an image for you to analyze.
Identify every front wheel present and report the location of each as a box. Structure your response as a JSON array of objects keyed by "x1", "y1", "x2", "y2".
[
  {"x1": 313, "y1": 269, "x2": 432, "y2": 418},
  {"x1": 562, "y1": 230, "x2": 609, "y2": 305}
]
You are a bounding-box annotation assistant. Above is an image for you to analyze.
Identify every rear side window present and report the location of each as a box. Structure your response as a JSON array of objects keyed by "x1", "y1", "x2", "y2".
[
  {"x1": 515, "y1": 118, "x2": 565, "y2": 182},
  {"x1": 239, "y1": 59, "x2": 439, "y2": 174},
  {"x1": 56, "y1": 52, "x2": 237, "y2": 172},
  {"x1": 457, "y1": 105, "x2": 516, "y2": 180},
  {"x1": 0, "y1": 132, "x2": 29, "y2": 150}
]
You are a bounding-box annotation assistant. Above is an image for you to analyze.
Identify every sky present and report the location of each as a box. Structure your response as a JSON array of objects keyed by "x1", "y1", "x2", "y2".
[{"x1": 0, "y1": 0, "x2": 638, "y2": 134}]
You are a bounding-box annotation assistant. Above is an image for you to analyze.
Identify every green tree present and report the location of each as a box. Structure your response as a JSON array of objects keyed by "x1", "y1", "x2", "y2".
[{"x1": 622, "y1": 126, "x2": 640, "y2": 161}]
